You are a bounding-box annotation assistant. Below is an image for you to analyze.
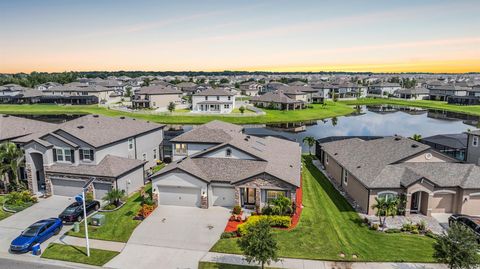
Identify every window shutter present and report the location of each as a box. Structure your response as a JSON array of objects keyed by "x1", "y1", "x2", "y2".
[
  {"x1": 70, "y1": 149, "x2": 75, "y2": 163},
  {"x1": 90, "y1": 150, "x2": 94, "y2": 161},
  {"x1": 52, "y1": 148, "x2": 57, "y2": 162},
  {"x1": 79, "y1": 149, "x2": 84, "y2": 160}
]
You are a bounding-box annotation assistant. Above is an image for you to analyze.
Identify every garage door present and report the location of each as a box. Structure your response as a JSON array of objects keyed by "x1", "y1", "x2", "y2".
[
  {"x1": 157, "y1": 185, "x2": 201, "y2": 207},
  {"x1": 51, "y1": 178, "x2": 84, "y2": 197},
  {"x1": 93, "y1": 182, "x2": 112, "y2": 200},
  {"x1": 432, "y1": 193, "x2": 454, "y2": 213},
  {"x1": 212, "y1": 186, "x2": 235, "y2": 207}
]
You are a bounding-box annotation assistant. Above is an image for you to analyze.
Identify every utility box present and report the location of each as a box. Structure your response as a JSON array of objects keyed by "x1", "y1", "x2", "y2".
[
  {"x1": 73, "y1": 222, "x2": 80, "y2": 232},
  {"x1": 91, "y1": 214, "x2": 106, "y2": 226}
]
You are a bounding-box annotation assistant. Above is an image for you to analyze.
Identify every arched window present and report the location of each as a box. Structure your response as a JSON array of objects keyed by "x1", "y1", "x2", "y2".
[
  {"x1": 226, "y1": 148, "x2": 232, "y2": 157},
  {"x1": 378, "y1": 191, "x2": 398, "y2": 201}
]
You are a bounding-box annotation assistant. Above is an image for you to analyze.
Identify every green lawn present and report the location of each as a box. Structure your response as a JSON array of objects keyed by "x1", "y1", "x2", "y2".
[
  {"x1": 341, "y1": 98, "x2": 480, "y2": 117},
  {"x1": 66, "y1": 184, "x2": 151, "y2": 242},
  {"x1": 41, "y1": 243, "x2": 119, "y2": 266},
  {"x1": 0, "y1": 195, "x2": 13, "y2": 221},
  {"x1": 211, "y1": 156, "x2": 436, "y2": 262},
  {"x1": 151, "y1": 163, "x2": 166, "y2": 174},
  {"x1": 0, "y1": 102, "x2": 354, "y2": 124}
]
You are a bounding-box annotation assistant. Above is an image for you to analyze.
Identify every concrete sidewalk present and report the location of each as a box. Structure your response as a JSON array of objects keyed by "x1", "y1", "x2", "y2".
[
  {"x1": 55, "y1": 235, "x2": 125, "y2": 252},
  {"x1": 201, "y1": 252, "x2": 448, "y2": 269}
]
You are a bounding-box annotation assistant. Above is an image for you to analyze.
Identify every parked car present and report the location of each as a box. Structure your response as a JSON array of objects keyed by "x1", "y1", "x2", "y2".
[
  {"x1": 59, "y1": 200, "x2": 100, "y2": 223},
  {"x1": 10, "y1": 218, "x2": 63, "y2": 253},
  {"x1": 448, "y1": 214, "x2": 480, "y2": 241}
]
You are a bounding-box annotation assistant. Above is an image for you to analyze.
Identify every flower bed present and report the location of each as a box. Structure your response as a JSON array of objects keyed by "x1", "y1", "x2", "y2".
[{"x1": 237, "y1": 215, "x2": 291, "y2": 236}]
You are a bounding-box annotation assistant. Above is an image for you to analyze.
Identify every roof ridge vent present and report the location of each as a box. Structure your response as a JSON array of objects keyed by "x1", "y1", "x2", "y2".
[
  {"x1": 92, "y1": 114, "x2": 99, "y2": 118},
  {"x1": 394, "y1": 137, "x2": 401, "y2": 141},
  {"x1": 77, "y1": 125, "x2": 84, "y2": 129},
  {"x1": 120, "y1": 116, "x2": 125, "y2": 119},
  {"x1": 411, "y1": 144, "x2": 419, "y2": 148}
]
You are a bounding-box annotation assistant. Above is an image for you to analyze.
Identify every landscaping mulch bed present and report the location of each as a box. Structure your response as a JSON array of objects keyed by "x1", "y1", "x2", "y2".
[{"x1": 290, "y1": 176, "x2": 303, "y2": 229}]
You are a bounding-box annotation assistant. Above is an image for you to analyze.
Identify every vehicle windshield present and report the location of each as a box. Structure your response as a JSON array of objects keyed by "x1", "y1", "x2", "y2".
[
  {"x1": 62, "y1": 203, "x2": 81, "y2": 214},
  {"x1": 21, "y1": 224, "x2": 42, "y2": 237}
]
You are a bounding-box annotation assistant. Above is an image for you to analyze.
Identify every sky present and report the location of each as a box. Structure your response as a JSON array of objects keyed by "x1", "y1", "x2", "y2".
[{"x1": 1, "y1": 0, "x2": 480, "y2": 73}]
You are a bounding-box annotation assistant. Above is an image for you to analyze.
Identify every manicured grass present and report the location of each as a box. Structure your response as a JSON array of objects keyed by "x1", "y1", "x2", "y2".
[
  {"x1": 151, "y1": 163, "x2": 166, "y2": 174},
  {"x1": 41, "y1": 243, "x2": 119, "y2": 266},
  {"x1": 0, "y1": 102, "x2": 354, "y2": 124},
  {"x1": 67, "y1": 184, "x2": 151, "y2": 242},
  {"x1": 0, "y1": 195, "x2": 13, "y2": 221},
  {"x1": 199, "y1": 262, "x2": 278, "y2": 269},
  {"x1": 211, "y1": 156, "x2": 436, "y2": 262},
  {"x1": 341, "y1": 98, "x2": 480, "y2": 117}
]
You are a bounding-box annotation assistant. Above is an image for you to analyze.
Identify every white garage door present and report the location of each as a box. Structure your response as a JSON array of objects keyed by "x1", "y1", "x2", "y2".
[
  {"x1": 93, "y1": 182, "x2": 112, "y2": 200},
  {"x1": 51, "y1": 178, "x2": 84, "y2": 197},
  {"x1": 212, "y1": 186, "x2": 235, "y2": 207},
  {"x1": 157, "y1": 185, "x2": 201, "y2": 207}
]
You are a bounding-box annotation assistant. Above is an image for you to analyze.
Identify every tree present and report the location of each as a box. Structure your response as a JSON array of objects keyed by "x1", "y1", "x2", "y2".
[
  {"x1": 239, "y1": 106, "x2": 245, "y2": 114},
  {"x1": 237, "y1": 219, "x2": 279, "y2": 269},
  {"x1": 302, "y1": 136, "x2": 316, "y2": 155},
  {"x1": 411, "y1": 134, "x2": 422, "y2": 142},
  {"x1": 124, "y1": 87, "x2": 132, "y2": 98},
  {"x1": 143, "y1": 78, "x2": 151, "y2": 87},
  {"x1": 371, "y1": 196, "x2": 398, "y2": 229},
  {"x1": 102, "y1": 189, "x2": 126, "y2": 207},
  {"x1": 0, "y1": 142, "x2": 24, "y2": 187},
  {"x1": 332, "y1": 93, "x2": 339, "y2": 102},
  {"x1": 434, "y1": 222, "x2": 480, "y2": 269},
  {"x1": 168, "y1": 101, "x2": 176, "y2": 113}
]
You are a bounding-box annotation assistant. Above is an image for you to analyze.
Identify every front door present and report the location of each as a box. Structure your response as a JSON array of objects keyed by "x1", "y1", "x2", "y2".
[
  {"x1": 241, "y1": 188, "x2": 256, "y2": 206},
  {"x1": 411, "y1": 192, "x2": 420, "y2": 213}
]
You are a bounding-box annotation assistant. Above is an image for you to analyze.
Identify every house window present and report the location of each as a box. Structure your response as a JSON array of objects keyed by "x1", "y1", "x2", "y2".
[
  {"x1": 378, "y1": 192, "x2": 397, "y2": 202},
  {"x1": 55, "y1": 148, "x2": 73, "y2": 163},
  {"x1": 266, "y1": 190, "x2": 286, "y2": 203},
  {"x1": 174, "y1": 143, "x2": 187, "y2": 155},
  {"x1": 205, "y1": 96, "x2": 208, "y2": 100},
  {"x1": 473, "y1": 136, "x2": 479, "y2": 147},
  {"x1": 224, "y1": 104, "x2": 230, "y2": 109},
  {"x1": 128, "y1": 138, "x2": 134, "y2": 150},
  {"x1": 80, "y1": 148, "x2": 94, "y2": 161},
  {"x1": 142, "y1": 153, "x2": 147, "y2": 161},
  {"x1": 228, "y1": 96, "x2": 231, "y2": 100},
  {"x1": 153, "y1": 149, "x2": 157, "y2": 159},
  {"x1": 325, "y1": 154, "x2": 329, "y2": 164},
  {"x1": 226, "y1": 148, "x2": 232, "y2": 157},
  {"x1": 216, "y1": 96, "x2": 220, "y2": 100},
  {"x1": 343, "y1": 169, "x2": 348, "y2": 185}
]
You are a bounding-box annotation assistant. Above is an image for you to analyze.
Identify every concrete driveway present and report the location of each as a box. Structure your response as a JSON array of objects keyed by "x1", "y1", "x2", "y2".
[
  {"x1": 0, "y1": 195, "x2": 73, "y2": 255},
  {"x1": 106, "y1": 205, "x2": 230, "y2": 269}
]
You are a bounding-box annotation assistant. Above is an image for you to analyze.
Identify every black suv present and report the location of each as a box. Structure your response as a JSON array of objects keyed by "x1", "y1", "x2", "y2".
[
  {"x1": 59, "y1": 200, "x2": 100, "y2": 223},
  {"x1": 448, "y1": 214, "x2": 480, "y2": 241}
]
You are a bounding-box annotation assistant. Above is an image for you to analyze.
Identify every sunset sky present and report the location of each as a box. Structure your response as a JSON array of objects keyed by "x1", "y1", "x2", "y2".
[{"x1": 1, "y1": 0, "x2": 479, "y2": 73}]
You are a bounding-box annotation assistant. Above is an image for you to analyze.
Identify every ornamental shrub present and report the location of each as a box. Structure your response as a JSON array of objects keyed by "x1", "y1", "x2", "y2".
[{"x1": 237, "y1": 215, "x2": 291, "y2": 236}]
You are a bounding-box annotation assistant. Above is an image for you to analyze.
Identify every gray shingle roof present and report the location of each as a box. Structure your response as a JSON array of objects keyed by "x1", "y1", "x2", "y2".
[
  {"x1": 193, "y1": 88, "x2": 234, "y2": 96},
  {"x1": 250, "y1": 91, "x2": 301, "y2": 104},
  {"x1": 137, "y1": 85, "x2": 181, "y2": 95},
  {"x1": 421, "y1": 133, "x2": 467, "y2": 149},
  {"x1": 56, "y1": 115, "x2": 165, "y2": 148},
  {"x1": 46, "y1": 155, "x2": 145, "y2": 179},
  {"x1": 155, "y1": 121, "x2": 301, "y2": 187},
  {"x1": 170, "y1": 120, "x2": 243, "y2": 144},
  {"x1": 0, "y1": 115, "x2": 57, "y2": 142}
]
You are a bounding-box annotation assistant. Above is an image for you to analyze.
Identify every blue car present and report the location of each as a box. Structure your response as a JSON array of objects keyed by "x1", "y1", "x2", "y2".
[{"x1": 10, "y1": 218, "x2": 63, "y2": 253}]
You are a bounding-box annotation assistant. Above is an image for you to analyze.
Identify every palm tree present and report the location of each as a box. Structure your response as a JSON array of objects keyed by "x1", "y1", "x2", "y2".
[
  {"x1": 302, "y1": 136, "x2": 316, "y2": 155},
  {"x1": 411, "y1": 134, "x2": 422, "y2": 142},
  {"x1": 371, "y1": 197, "x2": 398, "y2": 229},
  {"x1": 0, "y1": 142, "x2": 24, "y2": 187},
  {"x1": 102, "y1": 189, "x2": 126, "y2": 207}
]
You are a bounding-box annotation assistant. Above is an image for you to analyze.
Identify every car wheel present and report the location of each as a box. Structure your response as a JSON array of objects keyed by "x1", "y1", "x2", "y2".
[
  {"x1": 77, "y1": 215, "x2": 83, "y2": 222},
  {"x1": 94, "y1": 204, "x2": 99, "y2": 211},
  {"x1": 54, "y1": 227, "x2": 61, "y2": 235}
]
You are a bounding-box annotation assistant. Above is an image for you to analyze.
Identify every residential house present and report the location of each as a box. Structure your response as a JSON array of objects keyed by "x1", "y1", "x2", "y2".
[
  {"x1": 36, "y1": 82, "x2": 61, "y2": 91},
  {"x1": 262, "y1": 82, "x2": 288, "y2": 94},
  {"x1": 447, "y1": 86, "x2": 480, "y2": 105},
  {"x1": 132, "y1": 85, "x2": 183, "y2": 110},
  {"x1": 0, "y1": 85, "x2": 43, "y2": 104},
  {"x1": 421, "y1": 133, "x2": 467, "y2": 162},
  {"x1": 43, "y1": 85, "x2": 116, "y2": 104},
  {"x1": 317, "y1": 136, "x2": 480, "y2": 216},
  {"x1": 250, "y1": 91, "x2": 305, "y2": 110},
  {"x1": 150, "y1": 120, "x2": 301, "y2": 209},
  {"x1": 333, "y1": 82, "x2": 367, "y2": 98},
  {"x1": 191, "y1": 88, "x2": 235, "y2": 113},
  {"x1": 429, "y1": 85, "x2": 468, "y2": 101},
  {"x1": 368, "y1": 82, "x2": 401, "y2": 96},
  {"x1": 176, "y1": 82, "x2": 198, "y2": 95},
  {"x1": 466, "y1": 130, "x2": 480, "y2": 165},
  {"x1": 394, "y1": 87, "x2": 430, "y2": 100},
  {"x1": 12, "y1": 115, "x2": 165, "y2": 198},
  {"x1": 239, "y1": 81, "x2": 263, "y2": 96}
]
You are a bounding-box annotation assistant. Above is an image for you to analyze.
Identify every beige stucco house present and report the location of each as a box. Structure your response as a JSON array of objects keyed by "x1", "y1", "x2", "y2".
[
  {"x1": 132, "y1": 85, "x2": 183, "y2": 110},
  {"x1": 317, "y1": 136, "x2": 480, "y2": 216}
]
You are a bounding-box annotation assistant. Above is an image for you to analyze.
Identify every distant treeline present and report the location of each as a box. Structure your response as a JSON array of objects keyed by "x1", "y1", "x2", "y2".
[{"x1": 1, "y1": 70, "x2": 477, "y2": 88}]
